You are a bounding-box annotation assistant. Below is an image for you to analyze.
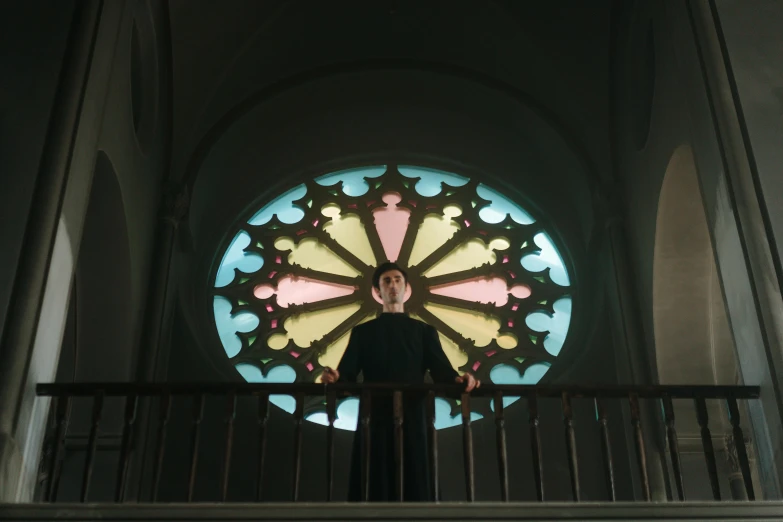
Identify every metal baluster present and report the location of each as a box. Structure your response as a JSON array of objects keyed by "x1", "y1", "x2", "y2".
[
  {"x1": 461, "y1": 392, "x2": 475, "y2": 502},
  {"x1": 594, "y1": 398, "x2": 616, "y2": 501},
  {"x1": 628, "y1": 393, "x2": 650, "y2": 501},
  {"x1": 151, "y1": 392, "x2": 171, "y2": 502},
  {"x1": 256, "y1": 392, "x2": 270, "y2": 502},
  {"x1": 562, "y1": 392, "x2": 580, "y2": 502},
  {"x1": 80, "y1": 391, "x2": 104, "y2": 502},
  {"x1": 47, "y1": 396, "x2": 71, "y2": 502},
  {"x1": 695, "y1": 397, "x2": 721, "y2": 500},
  {"x1": 361, "y1": 389, "x2": 372, "y2": 502},
  {"x1": 494, "y1": 391, "x2": 509, "y2": 501},
  {"x1": 661, "y1": 395, "x2": 685, "y2": 501},
  {"x1": 292, "y1": 392, "x2": 305, "y2": 502},
  {"x1": 427, "y1": 390, "x2": 439, "y2": 502},
  {"x1": 393, "y1": 390, "x2": 404, "y2": 501},
  {"x1": 528, "y1": 393, "x2": 544, "y2": 502},
  {"x1": 326, "y1": 390, "x2": 336, "y2": 501},
  {"x1": 221, "y1": 391, "x2": 237, "y2": 502},
  {"x1": 187, "y1": 394, "x2": 205, "y2": 502},
  {"x1": 115, "y1": 393, "x2": 138, "y2": 502},
  {"x1": 726, "y1": 397, "x2": 754, "y2": 500}
]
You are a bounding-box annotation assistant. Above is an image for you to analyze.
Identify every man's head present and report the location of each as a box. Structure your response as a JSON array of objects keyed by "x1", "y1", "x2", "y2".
[{"x1": 372, "y1": 262, "x2": 408, "y2": 306}]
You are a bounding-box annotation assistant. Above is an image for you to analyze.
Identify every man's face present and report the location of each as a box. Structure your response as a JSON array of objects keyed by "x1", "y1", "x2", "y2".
[{"x1": 376, "y1": 269, "x2": 407, "y2": 305}]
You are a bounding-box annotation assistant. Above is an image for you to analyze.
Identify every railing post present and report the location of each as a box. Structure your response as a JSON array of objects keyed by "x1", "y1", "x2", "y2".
[
  {"x1": 292, "y1": 392, "x2": 305, "y2": 502},
  {"x1": 661, "y1": 395, "x2": 686, "y2": 501},
  {"x1": 594, "y1": 398, "x2": 616, "y2": 501},
  {"x1": 561, "y1": 392, "x2": 580, "y2": 502},
  {"x1": 46, "y1": 396, "x2": 71, "y2": 502},
  {"x1": 629, "y1": 393, "x2": 651, "y2": 501},
  {"x1": 361, "y1": 389, "x2": 372, "y2": 502},
  {"x1": 115, "y1": 393, "x2": 138, "y2": 502},
  {"x1": 528, "y1": 392, "x2": 544, "y2": 502},
  {"x1": 726, "y1": 397, "x2": 755, "y2": 500},
  {"x1": 187, "y1": 394, "x2": 205, "y2": 502},
  {"x1": 81, "y1": 390, "x2": 104, "y2": 502},
  {"x1": 221, "y1": 391, "x2": 237, "y2": 502},
  {"x1": 427, "y1": 390, "x2": 439, "y2": 502},
  {"x1": 256, "y1": 392, "x2": 270, "y2": 502},
  {"x1": 461, "y1": 392, "x2": 475, "y2": 502},
  {"x1": 393, "y1": 390, "x2": 404, "y2": 501},
  {"x1": 325, "y1": 389, "x2": 336, "y2": 502},
  {"x1": 494, "y1": 391, "x2": 509, "y2": 501},
  {"x1": 151, "y1": 392, "x2": 171, "y2": 502},
  {"x1": 695, "y1": 397, "x2": 721, "y2": 500}
]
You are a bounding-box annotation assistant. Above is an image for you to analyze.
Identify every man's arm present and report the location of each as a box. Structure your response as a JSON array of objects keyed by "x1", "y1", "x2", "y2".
[
  {"x1": 326, "y1": 327, "x2": 361, "y2": 383},
  {"x1": 423, "y1": 325, "x2": 481, "y2": 391},
  {"x1": 423, "y1": 325, "x2": 459, "y2": 383}
]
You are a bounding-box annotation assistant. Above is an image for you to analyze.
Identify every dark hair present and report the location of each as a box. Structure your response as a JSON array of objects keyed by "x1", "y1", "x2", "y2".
[{"x1": 372, "y1": 262, "x2": 408, "y2": 290}]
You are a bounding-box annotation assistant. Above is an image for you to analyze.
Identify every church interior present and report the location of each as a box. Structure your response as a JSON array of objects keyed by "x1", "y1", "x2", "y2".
[{"x1": 1, "y1": 0, "x2": 783, "y2": 519}]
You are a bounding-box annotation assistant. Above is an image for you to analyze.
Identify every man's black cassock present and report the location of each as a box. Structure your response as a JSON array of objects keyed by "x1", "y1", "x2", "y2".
[{"x1": 337, "y1": 312, "x2": 458, "y2": 502}]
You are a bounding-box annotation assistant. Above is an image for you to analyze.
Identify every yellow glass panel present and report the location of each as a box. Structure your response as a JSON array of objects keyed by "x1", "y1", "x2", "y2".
[
  {"x1": 424, "y1": 237, "x2": 510, "y2": 278},
  {"x1": 497, "y1": 333, "x2": 518, "y2": 349},
  {"x1": 424, "y1": 303, "x2": 501, "y2": 348},
  {"x1": 275, "y1": 237, "x2": 359, "y2": 277},
  {"x1": 409, "y1": 313, "x2": 468, "y2": 370},
  {"x1": 408, "y1": 206, "x2": 462, "y2": 267},
  {"x1": 276, "y1": 303, "x2": 362, "y2": 349},
  {"x1": 321, "y1": 206, "x2": 376, "y2": 266},
  {"x1": 317, "y1": 313, "x2": 377, "y2": 370}
]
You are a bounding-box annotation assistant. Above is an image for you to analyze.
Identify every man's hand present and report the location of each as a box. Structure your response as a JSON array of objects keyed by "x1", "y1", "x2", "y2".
[
  {"x1": 455, "y1": 372, "x2": 481, "y2": 392},
  {"x1": 322, "y1": 367, "x2": 340, "y2": 384}
]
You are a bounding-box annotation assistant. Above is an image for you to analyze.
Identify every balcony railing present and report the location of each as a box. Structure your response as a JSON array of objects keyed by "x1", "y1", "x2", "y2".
[{"x1": 34, "y1": 382, "x2": 760, "y2": 504}]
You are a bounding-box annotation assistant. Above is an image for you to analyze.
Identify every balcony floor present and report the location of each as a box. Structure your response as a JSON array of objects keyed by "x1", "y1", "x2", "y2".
[{"x1": 2, "y1": 502, "x2": 783, "y2": 521}]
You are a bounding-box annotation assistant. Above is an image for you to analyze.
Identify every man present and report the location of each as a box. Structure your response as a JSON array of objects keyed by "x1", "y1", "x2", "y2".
[{"x1": 322, "y1": 262, "x2": 480, "y2": 501}]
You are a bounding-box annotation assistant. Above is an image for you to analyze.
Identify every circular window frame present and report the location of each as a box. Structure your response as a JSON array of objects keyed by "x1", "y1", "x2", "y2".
[{"x1": 203, "y1": 160, "x2": 581, "y2": 428}]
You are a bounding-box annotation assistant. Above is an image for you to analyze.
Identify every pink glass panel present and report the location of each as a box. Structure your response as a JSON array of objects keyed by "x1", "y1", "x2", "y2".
[
  {"x1": 429, "y1": 277, "x2": 509, "y2": 306},
  {"x1": 472, "y1": 361, "x2": 481, "y2": 371},
  {"x1": 373, "y1": 192, "x2": 410, "y2": 262},
  {"x1": 510, "y1": 285, "x2": 532, "y2": 299},
  {"x1": 254, "y1": 285, "x2": 275, "y2": 299},
  {"x1": 274, "y1": 275, "x2": 355, "y2": 308}
]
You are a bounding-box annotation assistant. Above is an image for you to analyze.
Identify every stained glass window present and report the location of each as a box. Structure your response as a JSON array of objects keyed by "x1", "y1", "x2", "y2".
[{"x1": 212, "y1": 165, "x2": 572, "y2": 430}]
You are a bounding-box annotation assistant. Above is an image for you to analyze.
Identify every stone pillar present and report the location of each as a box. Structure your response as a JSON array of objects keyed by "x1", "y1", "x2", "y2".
[
  {"x1": 602, "y1": 198, "x2": 670, "y2": 501},
  {"x1": 0, "y1": 1, "x2": 102, "y2": 502},
  {"x1": 125, "y1": 183, "x2": 189, "y2": 500}
]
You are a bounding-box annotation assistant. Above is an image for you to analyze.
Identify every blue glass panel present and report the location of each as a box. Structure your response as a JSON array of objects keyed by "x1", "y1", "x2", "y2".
[
  {"x1": 521, "y1": 232, "x2": 570, "y2": 286},
  {"x1": 398, "y1": 166, "x2": 469, "y2": 197},
  {"x1": 525, "y1": 297, "x2": 572, "y2": 356},
  {"x1": 235, "y1": 363, "x2": 297, "y2": 413},
  {"x1": 248, "y1": 184, "x2": 307, "y2": 225},
  {"x1": 213, "y1": 296, "x2": 259, "y2": 358},
  {"x1": 476, "y1": 184, "x2": 535, "y2": 225},
  {"x1": 305, "y1": 397, "x2": 360, "y2": 431},
  {"x1": 315, "y1": 166, "x2": 386, "y2": 197},
  {"x1": 215, "y1": 231, "x2": 264, "y2": 288},
  {"x1": 433, "y1": 397, "x2": 483, "y2": 429},
  {"x1": 489, "y1": 362, "x2": 552, "y2": 410}
]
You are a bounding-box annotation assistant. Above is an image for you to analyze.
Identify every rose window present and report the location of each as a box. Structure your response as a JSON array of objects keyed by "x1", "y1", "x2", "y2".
[{"x1": 212, "y1": 165, "x2": 572, "y2": 430}]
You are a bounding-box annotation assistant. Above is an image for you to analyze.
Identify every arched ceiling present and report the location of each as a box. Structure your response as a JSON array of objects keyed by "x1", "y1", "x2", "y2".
[{"x1": 168, "y1": 0, "x2": 613, "y2": 192}]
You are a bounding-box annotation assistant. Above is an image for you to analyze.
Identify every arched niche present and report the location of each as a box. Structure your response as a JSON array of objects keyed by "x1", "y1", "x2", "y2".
[
  {"x1": 653, "y1": 145, "x2": 737, "y2": 387},
  {"x1": 57, "y1": 152, "x2": 134, "y2": 395}
]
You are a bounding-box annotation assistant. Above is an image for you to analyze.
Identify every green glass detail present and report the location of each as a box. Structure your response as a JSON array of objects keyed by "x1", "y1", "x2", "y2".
[
  {"x1": 538, "y1": 299, "x2": 547, "y2": 305},
  {"x1": 402, "y1": 180, "x2": 410, "y2": 189},
  {"x1": 521, "y1": 241, "x2": 528, "y2": 249},
  {"x1": 445, "y1": 191, "x2": 456, "y2": 197},
  {"x1": 329, "y1": 189, "x2": 339, "y2": 197},
  {"x1": 247, "y1": 335, "x2": 257, "y2": 345},
  {"x1": 237, "y1": 299, "x2": 249, "y2": 306},
  {"x1": 238, "y1": 278, "x2": 250, "y2": 285},
  {"x1": 529, "y1": 335, "x2": 538, "y2": 345},
  {"x1": 534, "y1": 276, "x2": 546, "y2": 283},
  {"x1": 261, "y1": 358, "x2": 273, "y2": 364},
  {"x1": 307, "y1": 199, "x2": 313, "y2": 208},
  {"x1": 269, "y1": 224, "x2": 280, "y2": 230},
  {"x1": 471, "y1": 200, "x2": 477, "y2": 208},
  {"x1": 375, "y1": 181, "x2": 383, "y2": 189},
  {"x1": 256, "y1": 242, "x2": 264, "y2": 249},
  {"x1": 515, "y1": 357, "x2": 525, "y2": 364}
]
